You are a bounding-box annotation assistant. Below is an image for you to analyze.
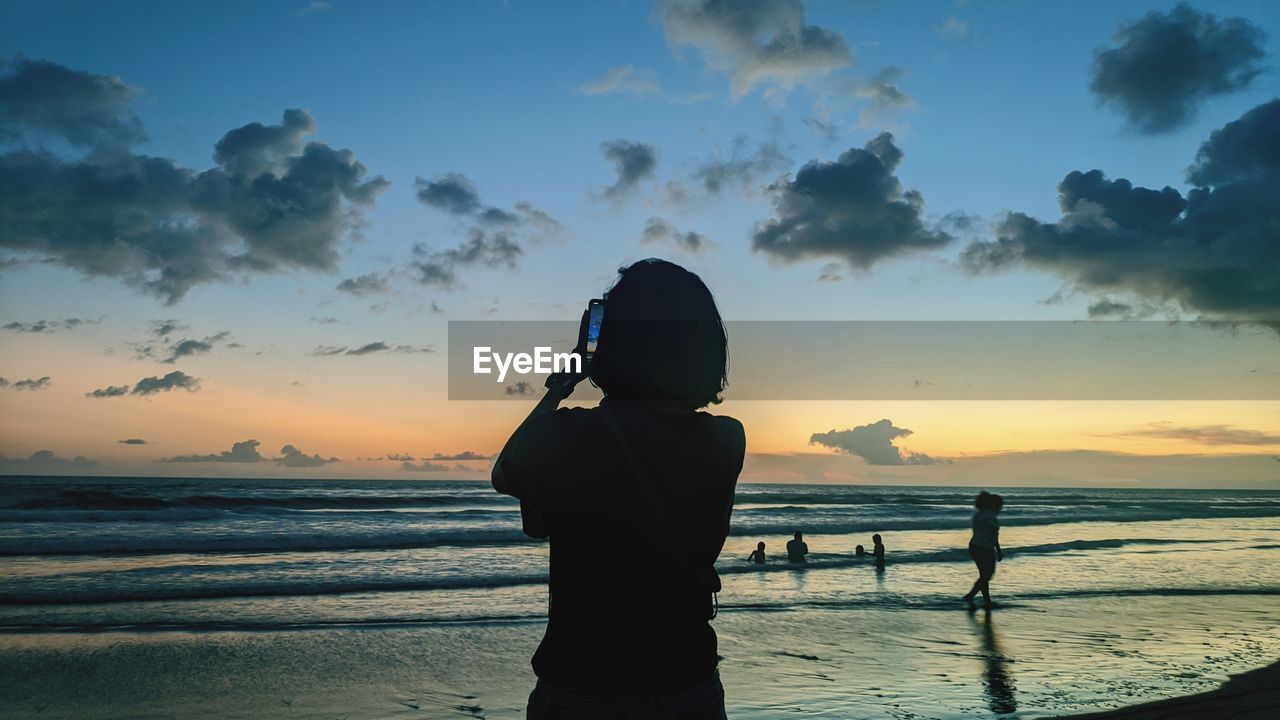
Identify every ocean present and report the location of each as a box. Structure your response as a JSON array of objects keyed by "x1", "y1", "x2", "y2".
[{"x1": 2, "y1": 477, "x2": 1279, "y2": 718}]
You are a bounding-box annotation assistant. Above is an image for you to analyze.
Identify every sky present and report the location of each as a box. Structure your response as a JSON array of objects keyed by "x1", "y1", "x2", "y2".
[{"x1": 1, "y1": 0, "x2": 1278, "y2": 487}]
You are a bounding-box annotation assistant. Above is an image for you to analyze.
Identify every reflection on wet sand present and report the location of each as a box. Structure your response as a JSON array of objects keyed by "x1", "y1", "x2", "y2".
[{"x1": 972, "y1": 609, "x2": 1017, "y2": 714}]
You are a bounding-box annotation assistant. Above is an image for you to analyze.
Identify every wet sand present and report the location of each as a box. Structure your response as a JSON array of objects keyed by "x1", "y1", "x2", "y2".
[{"x1": 1055, "y1": 660, "x2": 1280, "y2": 720}]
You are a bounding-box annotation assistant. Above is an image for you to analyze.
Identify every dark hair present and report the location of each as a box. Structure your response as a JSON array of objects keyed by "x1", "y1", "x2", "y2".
[
  {"x1": 589, "y1": 259, "x2": 728, "y2": 410},
  {"x1": 872, "y1": 534, "x2": 882, "y2": 542},
  {"x1": 794, "y1": 531, "x2": 803, "y2": 540},
  {"x1": 976, "y1": 491, "x2": 1005, "y2": 511}
]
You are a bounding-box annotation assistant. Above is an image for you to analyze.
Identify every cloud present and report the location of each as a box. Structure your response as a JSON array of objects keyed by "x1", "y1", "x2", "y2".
[
  {"x1": 85, "y1": 385, "x2": 129, "y2": 398},
  {"x1": 88, "y1": 370, "x2": 200, "y2": 397},
  {"x1": 150, "y1": 319, "x2": 184, "y2": 338},
  {"x1": 10, "y1": 376, "x2": 51, "y2": 391},
  {"x1": 410, "y1": 230, "x2": 522, "y2": 288},
  {"x1": 1116, "y1": 423, "x2": 1280, "y2": 446},
  {"x1": 660, "y1": 0, "x2": 852, "y2": 99},
  {"x1": 411, "y1": 173, "x2": 557, "y2": 287},
  {"x1": 164, "y1": 439, "x2": 264, "y2": 463},
  {"x1": 752, "y1": 132, "x2": 951, "y2": 271},
  {"x1": 810, "y1": 419, "x2": 941, "y2": 465},
  {"x1": 961, "y1": 100, "x2": 1280, "y2": 329},
  {"x1": 276, "y1": 444, "x2": 338, "y2": 467},
  {"x1": 401, "y1": 460, "x2": 451, "y2": 472},
  {"x1": 430, "y1": 450, "x2": 492, "y2": 461},
  {"x1": 1088, "y1": 299, "x2": 1133, "y2": 318},
  {"x1": 599, "y1": 140, "x2": 658, "y2": 201},
  {"x1": 335, "y1": 272, "x2": 390, "y2": 296},
  {"x1": 691, "y1": 137, "x2": 789, "y2": 197},
  {"x1": 1090, "y1": 4, "x2": 1266, "y2": 133},
  {"x1": 505, "y1": 380, "x2": 535, "y2": 396},
  {"x1": 385, "y1": 453, "x2": 415, "y2": 461},
  {"x1": 934, "y1": 16, "x2": 969, "y2": 40},
  {"x1": 118, "y1": 438, "x2": 147, "y2": 445},
  {"x1": 0, "y1": 60, "x2": 389, "y2": 304},
  {"x1": 579, "y1": 65, "x2": 662, "y2": 98},
  {"x1": 311, "y1": 341, "x2": 433, "y2": 356},
  {"x1": 414, "y1": 172, "x2": 484, "y2": 215},
  {"x1": 2, "y1": 317, "x2": 101, "y2": 333},
  {"x1": 129, "y1": 329, "x2": 229, "y2": 364},
  {"x1": 0, "y1": 56, "x2": 144, "y2": 149},
  {"x1": 0, "y1": 449, "x2": 99, "y2": 474},
  {"x1": 642, "y1": 217, "x2": 709, "y2": 252},
  {"x1": 163, "y1": 338, "x2": 212, "y2": 363},
  {"x1": 854, "y1": 67, "x2": 916, "y2": 126},
  {"x1": 132, "y1": 370, "x2": 200, "y2": 395}
]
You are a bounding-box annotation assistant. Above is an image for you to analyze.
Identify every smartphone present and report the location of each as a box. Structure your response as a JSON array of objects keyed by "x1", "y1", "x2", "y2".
[{"x1": 584, "y1": 298, "x2": 605, "y2": 363}]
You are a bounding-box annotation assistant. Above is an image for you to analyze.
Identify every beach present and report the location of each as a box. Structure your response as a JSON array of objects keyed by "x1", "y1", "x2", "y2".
[{"x1": 2, "y1": 478, "x2": 1278, "y2": 718}]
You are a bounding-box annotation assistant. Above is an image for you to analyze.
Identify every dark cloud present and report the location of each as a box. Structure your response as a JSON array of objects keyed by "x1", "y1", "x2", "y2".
[
  {"x1": 1117, "y1": 423, "x2": 1280, "y2": 446},
  {"x1": 118, "y1": 438, "x2": 147, "y2": 445},
  {"x1": 335, "y1": 272, "x2": 390, "y2": 296},
  {"x1": 401, "y1": 460, "x2": 451, "y2": 472},
  {"x1": 642, "y1": 217, "x2": 709, "y2": 253},
  {"x1": 0, "y1": 60, "x2": 389, "y2": 304},
  {"x1": 150, "y1": 319, "x2": 184, "y2": 338},
  {"x1": 11, "y1": 376, "x2": 51, "y2": 391},
  {"x1": 410, "y1": 173, "x2": 557, "y2": 287},
  {"x1": 752, "y1": 132, "x2": 951, "y2": 270},
  {"x1": 385, "y1": 453, "x2": 415, "y2": 461},
  {"x1": 0, "y1": 56, "x2": 144, "y2": 148},
  {"x1": 130, "y1": 329, "x2": 229, "y2": 364},
  {"x1": 599, "y1": 140, "x2": 658, "y2": 200},
  {"x1": 410, "y1": 230, "x2": 522, "y2": 288},
  {"x1": 810, "y1": 419, "x2": 940, "y2": 465},
  {"x1": 660, "y1": 0, "x2": 851, "y2": 98},
  {"x1": 164, "y1": 439, "x2": 264, "y2": 463},
  {"x1": 505, "y1": 380, "x2": 535, "y2": 396},
  {"x1": 414, "y1": 172, "x2": 482, "y2": 215},
  {"x1": 1088, "y1": 299, "x2": 1133, "y2": 318},
  {"x1": 311, "y1": 342, "x2": 433, "y2": 356},
  {"x1": 0, "y1": 449, "x2": 99, "y2": 474},
  {"x1": 89, "y1": 370, "x2": 200, "y2": 397},
  {"x1": 961, "y1": 100, "x2": 1280, "y2": 329},
  {"x1": 1090, "y1": 4, "x2": 1266, "y2": 133},
  {"x1": 276, "y1": 444, "x2": 338, "y2": 467},
  {"x1": 132, "y1": 370, "x2": 200, "y2": 395},
  {"x1": 164, "y1": 339, "x2": 212, "y2": 363},
  {"x1": 431, "y1": 451, "x2": 492, "y2": 461},
  {"x1": 3, "y1": 317, "x2": 100, "y2": 333}
]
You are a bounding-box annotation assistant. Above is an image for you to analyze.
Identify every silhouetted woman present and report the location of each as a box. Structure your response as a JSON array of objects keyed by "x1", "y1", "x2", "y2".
[
  {"x1": 964, "y1": 491, "x2": 1004, "y2": 609},
  {"x1": 493, "y1": 259, "x2": 744, "y2": 719}
]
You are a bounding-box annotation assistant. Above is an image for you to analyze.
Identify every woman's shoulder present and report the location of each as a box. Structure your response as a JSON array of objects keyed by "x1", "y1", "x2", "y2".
[{"x1": 700, "y1": 411, "x2": 745, "y2": 443}]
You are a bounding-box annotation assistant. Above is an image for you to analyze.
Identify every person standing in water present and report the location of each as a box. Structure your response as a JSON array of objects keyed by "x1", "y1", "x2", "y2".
[
  {"x1": 786, "y1": 532, "x2": 808, "y2": 563},
  {"x1": 492, "y1": 259, "x2": 744, "y2": 719},
  {"x1": 964, "y1": 491, "x2": 1004, "y2": 609},
  {"x1": 872, "y1": 534, "x2": 886, "y2": 569},
  {"x1": 748, "y1": 541, "x2": 767, "y2": 564}
]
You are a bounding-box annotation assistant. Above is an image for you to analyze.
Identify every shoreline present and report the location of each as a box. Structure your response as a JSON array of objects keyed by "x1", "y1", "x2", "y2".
[{"x1": 1054, "y1": 660, "x2": 1280, "y2": 719}]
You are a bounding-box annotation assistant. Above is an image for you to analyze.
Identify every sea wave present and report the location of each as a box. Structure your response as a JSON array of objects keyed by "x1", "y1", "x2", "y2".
[{"x1": 0, "y1": 537, "x2": 1214, "y2": 604}]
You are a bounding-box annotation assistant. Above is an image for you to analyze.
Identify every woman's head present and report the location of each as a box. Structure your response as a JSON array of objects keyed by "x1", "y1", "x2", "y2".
[
  {"x1": 590, "y1": 259, "x2": 728, "y2": 410},
  {"x1": 976, "y1": 491, "x2": 1005, "y2": 512}
]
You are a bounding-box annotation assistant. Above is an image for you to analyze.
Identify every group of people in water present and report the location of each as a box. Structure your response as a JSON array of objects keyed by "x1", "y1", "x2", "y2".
[
  {"x1": 747, "y1": 531, "x2": 888, "y2": 569},
  {"x1": 746, "y1": 491, "x2": 1006, "y2": 609}
]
